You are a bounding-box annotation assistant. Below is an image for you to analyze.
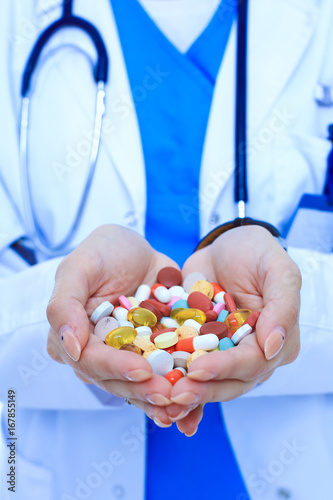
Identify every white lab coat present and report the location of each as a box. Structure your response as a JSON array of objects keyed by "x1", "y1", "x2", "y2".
[{"x1": 0, "y1": 1, "x2": 333, "y2": 499}]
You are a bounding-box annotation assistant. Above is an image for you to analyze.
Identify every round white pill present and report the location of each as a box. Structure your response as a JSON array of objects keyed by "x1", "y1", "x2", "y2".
[
  {"x1": 161, "y1": 317, "x2": 179, "y2": 328},
  {"x1": 113, "y1": 307, "x2": 129, "y2": 322},
  {"x1": 136, "y1": 326, "x2": 153, "y2": 337},
  {"x1": 118, "y1": 320, "x2": 135, "y2": 328},
  {"x1": 168, "y1": 286, "x2": 185, "y2": 298},
  {"x1": 94, "y1": 316, "x2": 119, "y2": 341},
  {"x1": 135, "y1": 284, "x2": 151, "y2": 303},
  {"x1": 91, "y1": 301, "x2": 114, "y2": 324},
  {"x1": 193, "y1": 333, "x2": 219, "y2": 351},
  {"x1": 231, "y1": 324, "x2": 253, "y2": 345},
  {"x1": 172, "y1": 351, "x2": 190, "y2": 369},
  {"x1": 147, "y1": 350, "x2": 174, "y2": 376}
]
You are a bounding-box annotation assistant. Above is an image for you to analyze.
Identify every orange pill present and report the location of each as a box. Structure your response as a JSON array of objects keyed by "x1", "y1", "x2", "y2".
[
  {"x1": 165, "y1": 368, "x2": 185, "y2": 385},
  {"x1": 211, "y1": 282, "x2": 225, "y2": 296}
]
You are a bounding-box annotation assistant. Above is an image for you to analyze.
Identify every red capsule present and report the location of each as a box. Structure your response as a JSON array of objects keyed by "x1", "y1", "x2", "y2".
[
  {"x1": 165, "y1": 368, "x2": 185, "y2": 385},
  {"x1": 244, "y1": 310, "x2": 260, "y2": 329},
  {"x1": 224, "y1": 293, "x2": 237, "y2": 312}
]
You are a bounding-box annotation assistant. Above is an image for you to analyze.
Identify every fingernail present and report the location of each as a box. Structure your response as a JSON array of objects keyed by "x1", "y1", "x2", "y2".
[
  {"x1": 59, "y1": 326, "x2": 81, "y2": 362},
  {"x1": 264, "y1": 327, "x2": 285, "y2": 360},
  {"x1": 125, "y1": 369, "x2": 152, "y2": 382},
  {"x1": 187, "y1": 370, "x2": 217, "y2": 381},
  {"x1": 169, "y1": 409, "x2": 190, "y2": 422},
  {"x1": 170, "y1": 392, "x2": 201, "y2": 405},
  {"x1": 185, "y1": 427, "x2": 198, "y2": 437},
  {"x1": 153, "y1": 418, "x2": 172, "y2": 428},
  {"x1": 146, "y1": 394, "x2": 171, "y2": 406}
]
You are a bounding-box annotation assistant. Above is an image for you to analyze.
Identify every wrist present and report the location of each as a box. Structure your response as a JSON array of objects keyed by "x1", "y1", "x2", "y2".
[{"x1": 196, "y1": 217, "x2": 287, "y2": 251}]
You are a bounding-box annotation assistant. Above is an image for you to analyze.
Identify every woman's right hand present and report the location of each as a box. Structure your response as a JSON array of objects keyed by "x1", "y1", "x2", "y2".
[{"x1": 46, "y1": 225, "x2": 183, "y2": 424}]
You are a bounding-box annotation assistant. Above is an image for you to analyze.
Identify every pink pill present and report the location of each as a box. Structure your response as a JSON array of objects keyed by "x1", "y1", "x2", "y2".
[
  {"x1": 118, "y1": 295, "x2": 132, "y2": 310},
  {"x1": 166, "y1": 296, "x2": 182, "y2": 307},
  {"x1": 213, "y1": 302, "x2": 226, "y2": 315}
]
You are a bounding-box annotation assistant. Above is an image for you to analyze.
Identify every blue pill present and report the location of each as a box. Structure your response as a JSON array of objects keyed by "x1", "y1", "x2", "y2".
[
  {"x1": 171, "y1": 300, "x2": 189, "y2": 310},
  {"x1": 217, "y1": 310, "x2": 228, "y2": 322},
  {"x1": 219, "y1": 338, "x2": 235, "y2": 351}
]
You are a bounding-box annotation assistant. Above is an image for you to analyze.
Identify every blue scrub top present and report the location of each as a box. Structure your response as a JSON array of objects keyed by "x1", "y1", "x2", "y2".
[{"x1": 110, "y1": 1, "x2": 249, "y2": 498}]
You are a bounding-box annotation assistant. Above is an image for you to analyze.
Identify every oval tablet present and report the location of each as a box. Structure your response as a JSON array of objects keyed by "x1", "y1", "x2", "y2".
[
  {"x1": 187, "y1": 291, "x2": 213, "y2": 312},
  {"x1": 200, "y1": 321, "x2": 228, "y2": 340},
  {"x1": 147, "y1": 350, "x2": 174, "y2": 376},
  {"x1": 157, "y1": 267, "x2": 182, "y2": 288},
  {"x1": 139, "y1": 301, "x2": 163, "y2": 322},
  {"x1": 154, "y1": 331, "x2": 178, "y2": 349}
]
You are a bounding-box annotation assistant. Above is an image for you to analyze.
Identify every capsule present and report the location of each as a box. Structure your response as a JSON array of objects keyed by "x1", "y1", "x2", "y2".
[
  {"x1": 127, "y1": 307, "x2": 157, "y2": 327},
  {"x1": 224, "y1": 309, "x2": 252, "y2": 332},
  {"x1": 175, "y1": 334, "x2": 219, "y2": 353},
  {"x1": 175, "y1": 308, "x2": 206, "y2": 326},
  {"x1": 105, "y1": 327, "x2": 137, "y2": 349}
]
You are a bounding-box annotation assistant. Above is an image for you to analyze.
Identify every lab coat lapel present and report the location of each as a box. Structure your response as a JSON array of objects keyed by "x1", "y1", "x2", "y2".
[
  {"x1": 76, "y1": 0, "x2": 147, "y2": 228},
  {"x1": 200, "y1": 0, "x2": 321, "y2": 234}
]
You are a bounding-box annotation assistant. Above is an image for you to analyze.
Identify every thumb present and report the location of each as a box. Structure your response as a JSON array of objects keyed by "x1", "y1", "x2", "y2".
[
  {"x1": 255, "y1": 255, "x2": 301, "y2": 361},
  {"x1": 47, "y1": 256, "x2": 91, "y2": 362}
]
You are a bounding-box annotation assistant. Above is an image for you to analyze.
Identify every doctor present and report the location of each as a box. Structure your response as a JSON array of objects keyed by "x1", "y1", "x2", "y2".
[{"x1": 0, "y1": 0, "x2": 333, "y2": 499}]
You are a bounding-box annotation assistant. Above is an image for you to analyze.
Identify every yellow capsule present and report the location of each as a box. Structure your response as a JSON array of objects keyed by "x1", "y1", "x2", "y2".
[
  {"x1": 127, "y1": 307, "x2": 157, "y2": 327},
  {"x1": 224, "y1": 309, "x2": 252, "y2": 333},
  {"x1": 105, "y1": 327, "x2": 137, "y2": 349},
  {"x1": 175, "y1": 308, "x2": 206, "y2": 326},
  {"x1": 170, "y1": 308, "x2": 185, "y2": 321},
  {"x1": 127, "y1": 296, "x2": 139, "y2": 308}
]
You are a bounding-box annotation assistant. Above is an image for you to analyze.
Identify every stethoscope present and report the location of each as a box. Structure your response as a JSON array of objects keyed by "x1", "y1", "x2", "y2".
[{"x1": 19, "y1": 0, "x2": 253, "y2": 257}]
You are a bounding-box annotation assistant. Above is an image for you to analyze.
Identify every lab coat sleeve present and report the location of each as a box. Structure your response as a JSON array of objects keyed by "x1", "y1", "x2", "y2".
[
  {"x1": 0, "y1": 249, "x2": 124, "y2": 411},
  {"x1": 245, "y1": 246, "x2": 333, "y2": 397}
]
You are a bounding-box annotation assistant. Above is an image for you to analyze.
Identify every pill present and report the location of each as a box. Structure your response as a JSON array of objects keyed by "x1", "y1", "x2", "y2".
[
  {"x1": 205, "y1": 310, "x2": 218, "y2": 322},
  {"x1": 105, "y1": 327, "x2": 137, "y2": 349},
  {"x1": 164, "y1": 368, "x2": 185, "y2": 385},
  {"x1": 135, "y1": 284, "x2": 151, "y2": 303},
  {"x1": 175, "y1": 334, "x2": 219, "y2": 353},
  {"x1": 118, "y1": 295, "x2": 132, "y2": 310},
  {"x1": 144, "y1": 299, "x2": 171, "y2": 317},
  {"x1": 168, "y1": 286, "x2": 186, "y2": 298},
  {"x1": 217, "y1": 310, "x2": 228, "y2": 322},
  {"x1": 154, "y1": 331, "x2": 178, "y2": 349},
  {"x1": 183, "y1": 319, "x2": 202, "y2": 331},
  {"x1": 211, "y1": 282, "x2": 225, "y2": 297},
  {"x1": 189, "y1": 280, "x2": 214, "y2": 300},
  {"x1": 151, "y1": 322, "x2": 167, "y2": 333},
  {"x1": 219, "y1": 338, "x2": 235, "y2": 351},
  {"x1": 128, "y1": 307, "x2": 157, "y2": 327},
  {"x1": 133, "y1": 336, "x2": 156, "y2": 352},
  {"x1": 161, "y1": 317, "x2": 179, "y2": 328},
  {"x1": 181, "y1": 292, "x2": 189, "y2": 301},
  {"x1": 183, "y1": 272, "x2": 207, "y2": 293},
  {"x1": 224, "y1": 292, "x2": 237, "y2": 312},
  {"x1": 171, "y1": 299, "x2": 188, "y2": 310},
  {"x1": 187, "y1": 291, "x2": 213, "y2": 313},
  {"x1": 151, "y1": 284, "x2": 171, "y2": 303},
  {"x1": 143, "y1": 348, "x2": 158, "y2": 359},
  {"x1": 127, "y1": 296, "x2": 139, "y2": 308},
  {"x1": 120, "y1": 343, "x2": 142, "y2": 355},
  {"x1": 164, "y1": 346, "x2": 176, "y2": 354},
  {"x1": 150, "y1": 328, "x2": 177, "y2": 343},
  {"x1": 139, "y1": 301, "x2": 163, "y2": 322},
  {"x1": 175, "y1": 367, "x2": 187, "y2": 375},
  {"x1": 244, "y1": 310, "x2": 260, "y2": 329},
  {"x1": 200, "y1": 321, "x2": 228, "y2": 340},
  {"x1": 224, "y1": 309, "x2": 252, "y2": 332},
  {"x1": 175, "y1": 325, "x2": 199, "y2": 340},
  {"x1": 136, "y1": 326, "x2": 153, "y2": 337},
  {"x1": 94, "y1": 316, "x2": 119, "y2": 341},
  {"x1": 91, "y1": 301, "x2": 114, "y2": 324},
  {"x1": 214, "y1": 291, "x2": 226, "y2": 304},
  {"x1": 213, "y1": 302, "x2": 226, "y2": 315},
  {"x1": 170, "y1": 308, "x2": 185, "y2": 320},
  {"x1": 146, "y1": 350, "x2": 174, "y2": 376},
  {"x1": 187, "y1": 349, "x2": 208, "y2": 368},
  {"x1": 231, "y1": 323, "x2": 253, "y2": 345},
  {"x1": 113, "y1": 306, "x2": 129, "y2": 322},
  {"x1": 175, "y1": 308, "x2": 206, "y2": 326},
  {"x1": 167, "y1": 296, "x2": 182, "y2": 307},
  {"x1": 172, "y1": 351, "x2": 191, "y2": 369},
  {"x1": 157, "y1": 267, "x2": 182, "y2": 288},
  {"x1": 118, "y1": 320, "x2": 135, "y2": 328}
]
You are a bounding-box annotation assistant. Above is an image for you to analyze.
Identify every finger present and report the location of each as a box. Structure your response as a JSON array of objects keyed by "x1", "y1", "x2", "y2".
[
  {"x1": 256, "y1": 252, "x2": 301, "y2": 360},
  {"x1": 127, "y1": 399, "x2": 174, "y2": 427},
  {"x1": 170, "y1": 376, "x2": 258, "y2": 405},
  {"x1": 47, "y1": 328, "x2": 65, "y2": 364},
  {"x1": 48, "y1": 330, "x2": 154, "y2": 383},
  {"x1": 176, "y1": 405, "x2": 204, "y2": 436},
  {"x1": 98, "y1": 374, "x2": 173, "y2": 405},
  {"x1": 47, "y1": 253, "x2": 92, "y2": 362},
  {"x1": 73, "y1": 370, "x2": 93, "y2": 384}
]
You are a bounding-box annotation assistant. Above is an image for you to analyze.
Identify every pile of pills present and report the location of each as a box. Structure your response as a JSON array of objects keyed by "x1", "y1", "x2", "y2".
[{"x1": 90, "y1": 267, "x2": 260, "y2": 385}]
